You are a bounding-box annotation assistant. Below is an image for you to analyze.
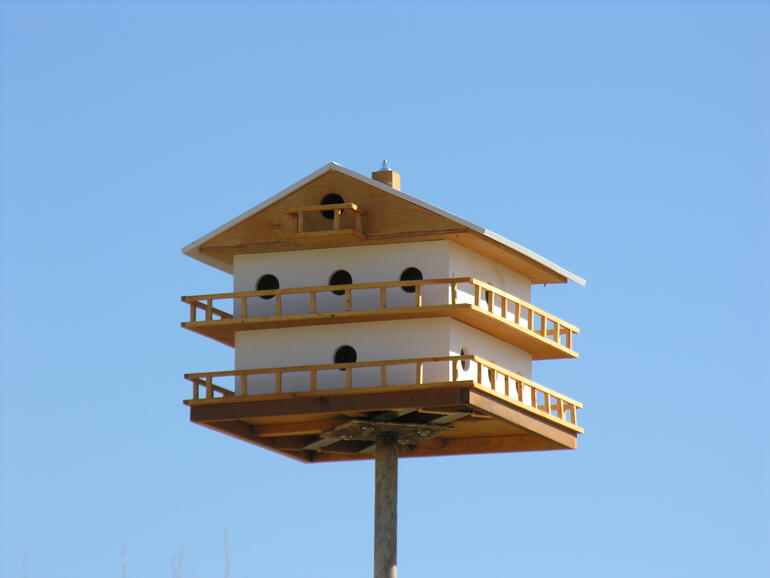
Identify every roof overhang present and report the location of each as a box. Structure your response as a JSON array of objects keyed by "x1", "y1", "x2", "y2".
[{"x1": 182, "y1": 162, "x2": 586, "y2": 286}]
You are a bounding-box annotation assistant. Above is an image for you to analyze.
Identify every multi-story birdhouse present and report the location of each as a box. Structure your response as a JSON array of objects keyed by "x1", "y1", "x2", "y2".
[{"x1": 181, "y1": 162, "x2": 584, "y2": 463}]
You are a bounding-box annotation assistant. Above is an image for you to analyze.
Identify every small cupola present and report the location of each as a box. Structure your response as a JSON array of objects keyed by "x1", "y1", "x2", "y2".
[{"x1": 371, "y1": 160, "x2": 401, "y2": 190}]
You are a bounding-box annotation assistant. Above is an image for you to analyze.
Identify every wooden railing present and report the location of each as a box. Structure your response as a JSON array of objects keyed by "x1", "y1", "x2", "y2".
[
  {"x1": 181, "y1": 277, "x2": 579, "y2": 351},
  {"x1": 285, "y1": 202, "x2": 363, "y2": 236},
  {"x1": 184, "y1": 354, "x2": 582, "y2": 431},
  {"x1": 470, "y1": 278, "x2": 579, "y2": 350}
]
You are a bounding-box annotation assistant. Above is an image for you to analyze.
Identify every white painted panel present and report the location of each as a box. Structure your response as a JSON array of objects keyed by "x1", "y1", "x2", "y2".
[
  {"x1": 449, "y1": 320, "x2": 535, "y2": 407},
  {"x1": 449, "y1": 319, "x2": 532, "y2": 378},
  {"x1": 235, "y1": 318, "x2": 452, "y2": 394},
  {"x1": 232, "y1": 241, "x2": 451, "y2": 317},
  {"x1": 448, "y1": 242, "x2": 531, "y2": 302}
]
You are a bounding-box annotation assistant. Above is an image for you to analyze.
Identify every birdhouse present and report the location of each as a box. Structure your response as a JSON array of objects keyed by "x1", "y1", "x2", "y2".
[{"x1": 181, "y1": 162, "x2": 585, "y2": 463}]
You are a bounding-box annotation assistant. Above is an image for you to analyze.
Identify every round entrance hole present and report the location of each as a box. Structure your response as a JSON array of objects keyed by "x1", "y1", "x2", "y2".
[
  {"x1": 399, "y1": 267, "x2": 423, "y2": 293},
  {"x1": 255, "y1": 274, "x2": 279, "y2": 300},
  {"x1": 334, "y1": 345, "x2": 357, "y2": 370},
  {"x1": 460, "y1": 347, "x2": 470, "y2": 371},
  {"x1": 321, "y1": 193, "x2": 344, "y2": 220},
  {"x1": 329, "y1": 269, "x2": 352, "y2": 296}
]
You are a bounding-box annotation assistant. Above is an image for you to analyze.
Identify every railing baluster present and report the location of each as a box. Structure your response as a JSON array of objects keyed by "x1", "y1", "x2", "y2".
[
  {"x1": 333, "y1": 208, "x2": 340, "y2": 230},
  {"x1": 297, "y1": 209, "x2": 304, "y2": 233},
  {"x1": 184, "y1": 279, "x2": 578, "y2": 356},
  {"x1": 182, "y1": 355, "x2": 581, "y2": 431}
]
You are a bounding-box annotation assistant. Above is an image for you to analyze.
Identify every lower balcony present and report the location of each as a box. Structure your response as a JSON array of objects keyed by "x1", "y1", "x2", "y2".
[
  {"x1": 181, "y1": 278, "x2": 579, "y2": 360},
  {"x1": 184, "y1": 354, "x2": 583, "y2": 463}
]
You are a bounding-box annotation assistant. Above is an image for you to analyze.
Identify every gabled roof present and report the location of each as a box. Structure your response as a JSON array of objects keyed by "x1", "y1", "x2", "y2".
[{"x1": 182, "y1": 162, "x2": 585, "y2": 286}]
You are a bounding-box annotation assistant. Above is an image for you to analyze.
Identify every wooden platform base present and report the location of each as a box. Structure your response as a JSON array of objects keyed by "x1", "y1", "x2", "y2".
[{"x1": 185, "y1": 382, "x2": 579, "y2": 463}]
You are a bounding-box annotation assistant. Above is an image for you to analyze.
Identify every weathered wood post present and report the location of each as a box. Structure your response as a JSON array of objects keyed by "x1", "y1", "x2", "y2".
[{"x1": 374, "y1": 432, "x2": 398, "y2": 578}]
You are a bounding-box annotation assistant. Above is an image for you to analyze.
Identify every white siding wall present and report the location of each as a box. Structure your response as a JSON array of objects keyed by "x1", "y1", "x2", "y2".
[
  {"x1": 235, "y1": 318, "x2": 452, "y2": 394},
  {"x1": 449, "y1": 321, "x2": 534, "y2": 405},
  {"x1": 449, "y1": 320, "x2": 532, "y2": 379},
  {"x1": 233, "y1": 241, "x2": 451, "y2": 317},
  {"x1": 232, "y1": 317, "x2": 533, "y2": 396},
  {"x1": 230, "y1": 241, "x2": 535, "y2": 397},
  {"x1": 448, "y1": 242, "x2": 531, "y2": 301}
]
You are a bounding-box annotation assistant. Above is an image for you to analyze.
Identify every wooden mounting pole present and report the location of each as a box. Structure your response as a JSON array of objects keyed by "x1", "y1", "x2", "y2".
[{"x1": 374, "y1": 432, "x2": 398, "y2": 578}]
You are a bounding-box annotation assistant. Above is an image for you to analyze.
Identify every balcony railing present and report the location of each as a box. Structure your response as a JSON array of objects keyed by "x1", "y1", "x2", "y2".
[
  {"x1": 184, "y1": 354, "x2": 583, "y2": 432},
  {"x1": 182, "y1": 277, "x2": 579, "y2": 357},
  {"x1": 285, "y1": 202, "x2": 364, "y2": 238}
]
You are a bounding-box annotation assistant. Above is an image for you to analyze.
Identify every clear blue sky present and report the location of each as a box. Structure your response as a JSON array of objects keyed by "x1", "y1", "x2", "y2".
[{"x1": 1, "y1": 2, "x2": 768, "y2": 577}]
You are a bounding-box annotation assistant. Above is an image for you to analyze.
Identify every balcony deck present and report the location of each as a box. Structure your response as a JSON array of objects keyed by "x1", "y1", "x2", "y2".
[
  {"x1": 184, "y1": 355, "x2": 583, "y2": 463},
  {"x1": 181, "y1": 278, "x2": 579, "y2": 360}
]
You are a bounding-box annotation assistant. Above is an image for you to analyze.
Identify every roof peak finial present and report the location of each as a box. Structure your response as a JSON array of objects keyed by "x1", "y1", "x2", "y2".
[{"x1": 380, "y1": 159, "x2": 390, "y2": 171}]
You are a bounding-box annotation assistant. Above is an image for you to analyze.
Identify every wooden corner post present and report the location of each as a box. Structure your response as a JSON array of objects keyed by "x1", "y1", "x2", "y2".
[{"x1": 374, "y1": 432, "x2": 398, "y2": 578}]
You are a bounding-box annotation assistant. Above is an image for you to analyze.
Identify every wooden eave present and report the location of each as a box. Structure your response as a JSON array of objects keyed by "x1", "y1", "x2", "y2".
[{"x1": 183, "y1": 163, "x2": 585, "y2": 286}]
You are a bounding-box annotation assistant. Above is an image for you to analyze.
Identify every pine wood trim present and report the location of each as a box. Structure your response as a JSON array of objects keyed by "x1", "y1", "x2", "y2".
[
  {"x1": 184, "y1": 354, "x2": 582, "y2": 432},
  {"x1": 181, "y1": 277, "x2": 579, "y2": 356},
  {"x1": 285, "y1": 202, "x2": 360, "y2": 213}
]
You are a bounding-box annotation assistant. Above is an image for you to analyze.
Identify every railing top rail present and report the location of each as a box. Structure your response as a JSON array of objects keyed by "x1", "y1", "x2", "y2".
[
  {"x1": 285, "y1": 202, "x2": 360, "y2": 214},
  {"x1": 470, "y1": 278, "x2": 580, "y2": 333},
  {"x1": 184, "y1": 354, "x2": 581, "y2": 408},
  {"x1": 181, "y1": 278, "x2": 579, "y2": 334},
  {"x1": 181, "y1": 277, "x2": 473, "y2": 302},
  {"x1": 470, "y1": 355, "x2": 583, "y2": 407},
  {"x1": 185, "y1": 355, "x2": 474, "y2": 379}
]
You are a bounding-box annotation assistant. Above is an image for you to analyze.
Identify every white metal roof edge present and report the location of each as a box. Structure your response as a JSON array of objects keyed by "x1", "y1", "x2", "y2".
[{"x1": 181, "y1": 162, "x2": 586, "y2": 286}]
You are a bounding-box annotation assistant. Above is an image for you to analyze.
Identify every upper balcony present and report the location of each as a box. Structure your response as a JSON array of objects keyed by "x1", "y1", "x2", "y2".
[
  {"x1": 285, "y1": 202, "x2": 364, "y2": 241},
  {"x1": 183, "y1": 354, "x2": 583, "y2": 463},
  {"x1": 181, "y1": 278, "x2": 579, "y2": 360}
]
